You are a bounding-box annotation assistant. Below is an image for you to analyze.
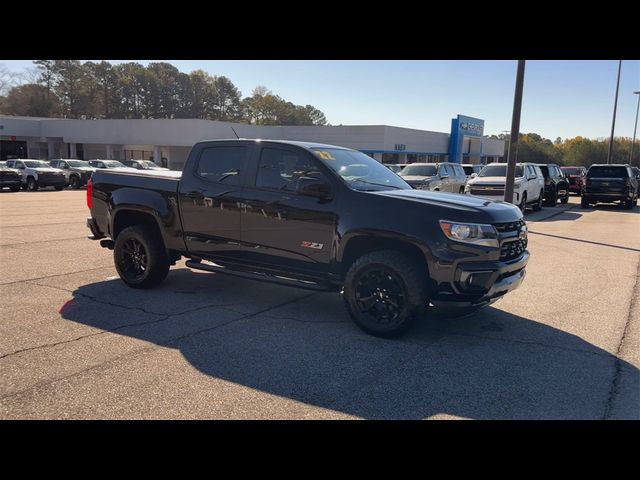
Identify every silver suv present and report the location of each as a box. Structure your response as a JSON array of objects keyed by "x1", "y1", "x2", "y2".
[
  {"x1": 49, "y1": 159, "x2": 96, "y2": 189},
  {"x1": 399, "y1": 162, "x2": 468, "y2": 193}
]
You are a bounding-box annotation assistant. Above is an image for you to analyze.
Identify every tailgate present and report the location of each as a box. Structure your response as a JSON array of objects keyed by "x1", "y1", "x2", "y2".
[{"x1": 586, "y1": 177, "x2": 626, "y2": 193}]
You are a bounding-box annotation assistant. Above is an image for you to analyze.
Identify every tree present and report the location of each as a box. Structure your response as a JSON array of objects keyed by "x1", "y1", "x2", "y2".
[
  {"x1": 33, "y1": 61, "x2": 56, "y2": 100},
  {"x1": 51, "y1": 60, "x2": 89, "y2": 118},
  {"x1": 0, "y1": 64, "x2": 19, "y2": 96},
  {"x1": 213, "y1": 76, "x2": 242, "y2": 121},
  {"x1": 304, "y1": 105, "x2": 327, "y2": 125},
  {"x1": 1, "y1": 83, "x2": 62, "y2": 117}
]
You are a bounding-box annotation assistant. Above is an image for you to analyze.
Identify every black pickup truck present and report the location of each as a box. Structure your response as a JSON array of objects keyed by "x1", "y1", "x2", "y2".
[{"x1": 86, "y1": 139, "x2": 529, "y2": 337}]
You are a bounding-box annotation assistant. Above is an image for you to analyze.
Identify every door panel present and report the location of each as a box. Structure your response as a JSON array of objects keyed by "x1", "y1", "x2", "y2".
[
  {"x1": 240, "y1": 146, "x2": 338, "y2": 275},
  {"x1": 178, "y1": 144, "x2": 251, "y2": 261}
]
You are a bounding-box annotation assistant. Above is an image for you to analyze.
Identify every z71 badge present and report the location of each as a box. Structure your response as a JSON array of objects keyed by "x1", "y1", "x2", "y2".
[{"x1": 301, "y1": 241, "x2": 324, "y2": 250}]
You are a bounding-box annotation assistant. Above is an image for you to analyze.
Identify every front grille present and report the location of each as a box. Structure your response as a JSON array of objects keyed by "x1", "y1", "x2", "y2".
[
  {"x1": 0, "y1": 171, "x2": 21, "y2": 180},
  {"x1": 493, "y1": 219, "x2": 525, "y2": 233},
  {"x1": 495, "y1": 219, "x2": 527, "y2": 262},
  {"x1": 38, "y1": 173, "x2": 65, "y2": 183},
  {"x1": 470, "y1": 185, "x2": 505, "y2": 196},
  {"x1": 501, "y1": 239, "x2": 526, "y2": 261}
]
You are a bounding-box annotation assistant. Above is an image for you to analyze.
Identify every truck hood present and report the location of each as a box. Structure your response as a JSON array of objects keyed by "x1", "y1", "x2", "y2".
[{"x1": 370, "y1": 189, "x2": 522, "y2": 223}]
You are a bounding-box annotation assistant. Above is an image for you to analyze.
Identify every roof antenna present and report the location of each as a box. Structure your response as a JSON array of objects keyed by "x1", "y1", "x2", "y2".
[{"x1": 230, "y1": 126, "x2": 240, "y2": 139}]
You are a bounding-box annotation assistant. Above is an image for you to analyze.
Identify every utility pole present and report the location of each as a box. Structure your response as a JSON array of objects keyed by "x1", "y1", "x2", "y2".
[
  {"x1": 504, "y1": 60, "x2": 526, "y2": 205},
  {"x1": 607, "y1": 60, "x2": 622, "y2": 165},
  {"x1": 630, "y1": 91, "x2": 640, "y2": 165}
]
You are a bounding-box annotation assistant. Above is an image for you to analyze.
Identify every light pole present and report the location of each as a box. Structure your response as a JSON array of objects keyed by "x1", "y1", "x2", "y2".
[
  {"x1": 504, "y1": 60, "x2": 526, "y2": 205},
  {"x1": 607, "y1": 60, "x2": 622, "y2": 164},
  {"x1": 630, "y1": 91, "x2": 640, "y2": 165}
]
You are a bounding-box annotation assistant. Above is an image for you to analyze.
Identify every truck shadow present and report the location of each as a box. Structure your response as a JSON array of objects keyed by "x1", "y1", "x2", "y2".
[{"x1": 60, "y1": 269, "x2": 639, "y2": 419}]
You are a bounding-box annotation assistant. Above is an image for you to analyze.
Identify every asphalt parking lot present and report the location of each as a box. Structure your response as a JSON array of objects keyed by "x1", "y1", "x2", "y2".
[{"x1": 0, "y1": 189, "x2": 638, "y2": 419}]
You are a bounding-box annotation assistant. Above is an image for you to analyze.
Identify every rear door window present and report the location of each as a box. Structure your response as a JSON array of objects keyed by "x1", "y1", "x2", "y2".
[{"x1": 196, "y1": 146, "x2": 248, "y2": 185}]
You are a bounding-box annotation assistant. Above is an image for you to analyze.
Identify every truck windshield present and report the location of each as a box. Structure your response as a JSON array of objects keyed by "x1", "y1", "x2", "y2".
[
  {"x1": 67, "y1": 160, "x2": 90, "y2": 167},
  {"x1": 561, "y1": 167, "x2": 583, "y2": 175},
  {"x1": 138, "y1": 161, "x2": 159, "y2": 168},
  {"x1": 400, "y1": 164, "x2": 438, "y2": 177},
  {"x1": 311, "y1": 148, "x2": 410, "y2": 191},
  {"x1": 587, "y1": 166, "x2": 628, "y2": 178},
  {"x1": 23, "y1": 161, "x2": 50, "y2": 168},
  {"x1": 104, "y1": 161, "x2": 126, "y2": 168},
  {"x1": 478, "y1": 165, "x2": 524, "y2": 178}
]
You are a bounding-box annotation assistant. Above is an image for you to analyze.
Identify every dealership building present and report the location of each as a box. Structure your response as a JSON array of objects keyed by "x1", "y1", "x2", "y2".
[{"x1": 0, "y1": 114, "x2": 505, "y2": 170}]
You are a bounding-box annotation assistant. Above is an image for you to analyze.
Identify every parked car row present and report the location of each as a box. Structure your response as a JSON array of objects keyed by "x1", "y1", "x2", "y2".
[
  {"x1": 0, "y1": 158, "x2": 169, "y2": 192},
  {"x1": 380, "y1": 160, "x2": 639, "y2": 212}
]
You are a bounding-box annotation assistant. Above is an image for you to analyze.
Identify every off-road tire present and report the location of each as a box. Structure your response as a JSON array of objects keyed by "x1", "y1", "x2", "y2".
[
  {"x1": 114, "y1": 225, "x2": 170, "y2": 289},
  {"x1": 343, "y1": 250, "x2": 428, "y2": 338}
]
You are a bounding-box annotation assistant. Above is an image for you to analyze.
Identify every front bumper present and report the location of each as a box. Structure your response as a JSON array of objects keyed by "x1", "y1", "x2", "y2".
[
  {"x1": 466, "y1": 191, "x2": 520, "y2": 203},
  {"x1": 37, "y1": 177, "x2": 67, "y2": 187},
  {"x1": 1, "y1": 179, "x2": 22, "y2": 188},
  {"x1": 431, "y1": 252, "x2": 529, "y2": 308}
]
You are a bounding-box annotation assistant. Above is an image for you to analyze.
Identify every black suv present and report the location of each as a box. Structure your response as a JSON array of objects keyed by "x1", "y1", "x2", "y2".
[
  {"x1": 581, "y1": 164, "x2": 638, "y2": 209},
  {"x1": 536, "y1": 163, "x2": 570, "y2": 206}
]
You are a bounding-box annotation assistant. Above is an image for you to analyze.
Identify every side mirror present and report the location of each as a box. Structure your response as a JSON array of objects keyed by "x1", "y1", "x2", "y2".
[
  {"x1": 296, "y1": 177, "x2": 331, "y2": 198},
  {"x1": 470, "y1": 173, "x2": 478, "y2": 178},
  {"x1": 440, "y1": 174, "x2": 449, "y2": 179}
]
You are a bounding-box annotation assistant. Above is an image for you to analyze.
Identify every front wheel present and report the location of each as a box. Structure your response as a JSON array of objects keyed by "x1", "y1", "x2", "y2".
[
  {"x1": 26, "y1": 177, "x2": 38, "y2": 191},
  {"x1": 544, "y1": 190, "x2": 557, "y2": 207},
  {"x1": 114, "y1": 225, "x2": 170, "y2": 289},
  {"x1": 581, "y1": 197, "x2": 590, "y2": 209},
  {"x1": 343, "y1": 250, "x2": 428, "y2": 338},
  {"x1": 560, "y1": 195, "x2": 569, "y2": 204},
  {"x1": 54, "y1": 185, "x2": 64, "y2": 191},
  {"x1": 532, "y1": 192, "x2": 543, "y2": 211},
  {"x1": 519, "y1": 192, "x2": 527, "y2": 213},
  {"x1": 10, "y1": 185, "x2": 20, "y2": 192},
  {"x1": 69, "y1": 175, "x2": 81, "y2": 189}
]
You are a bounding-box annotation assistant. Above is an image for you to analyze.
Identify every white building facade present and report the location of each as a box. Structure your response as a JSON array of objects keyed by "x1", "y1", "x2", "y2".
[{"x1": 0, "y1": 115, "x2": 505, "y2": 171}]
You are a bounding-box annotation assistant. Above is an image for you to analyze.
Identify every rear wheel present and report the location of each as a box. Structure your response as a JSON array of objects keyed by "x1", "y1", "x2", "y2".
[
  {"x1": 114, "y1": 225, "x2": 170, "y2": 289},
  {"x1": 459, "y1": 186, "x2": 465, "y2": 194},
  {"x1": 343, "y1": 250, "x2": 428, "y2": 338},
  {"x1": 560, "y1": 195, "x2": 569, "y2": 204},
  {"x1": 54, "y1": 185, "x2": 64, "y2": 191},
  {"x1": 26, "y1": 177, "x2": 38, "y2": 191},
  {"x1": 622, "y1": 198, "x2": 634, "y2": 210},
  {"x1": 581, "y1": 197, "x2": 590, "y2": 209}
]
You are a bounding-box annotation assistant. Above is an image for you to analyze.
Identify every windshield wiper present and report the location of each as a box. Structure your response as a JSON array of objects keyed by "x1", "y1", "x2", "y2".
[{"x1": 352, "y1": 178, "x2": 403, "y2": 190}]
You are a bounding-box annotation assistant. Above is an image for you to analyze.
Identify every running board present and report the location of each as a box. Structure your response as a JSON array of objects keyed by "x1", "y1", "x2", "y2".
[{"x1": 185, "y1": 260, "x2": 334, "y2": 291}]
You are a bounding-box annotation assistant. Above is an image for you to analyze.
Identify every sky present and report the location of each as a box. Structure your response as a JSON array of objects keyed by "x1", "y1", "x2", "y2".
[{"x1": 2, "y1": 60, "x2": 639, "y2": 140}]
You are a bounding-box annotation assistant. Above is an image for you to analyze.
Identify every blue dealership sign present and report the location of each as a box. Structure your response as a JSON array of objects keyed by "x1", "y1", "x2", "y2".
[{"x1": 449, "y1": 114, "x2": 484, "y2": 163}]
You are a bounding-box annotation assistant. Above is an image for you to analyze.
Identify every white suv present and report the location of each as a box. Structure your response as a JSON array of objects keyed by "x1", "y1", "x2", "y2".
[{"x1": 465, "y1": 162, "x2": 545, "y2": 212}]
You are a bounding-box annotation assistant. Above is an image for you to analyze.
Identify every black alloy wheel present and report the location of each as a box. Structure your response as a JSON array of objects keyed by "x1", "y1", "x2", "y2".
[
  {"x1": 117, "y1": 237, "x2": 149, "y2": 283},
  {"x1": 354, "y1": 267, "x2": 406, "y2": 326}
]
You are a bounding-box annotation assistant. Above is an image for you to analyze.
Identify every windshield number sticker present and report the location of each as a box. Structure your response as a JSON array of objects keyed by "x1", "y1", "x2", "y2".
[{"x1": 315, "y1": 151, "x2": 336, "y2": 160}]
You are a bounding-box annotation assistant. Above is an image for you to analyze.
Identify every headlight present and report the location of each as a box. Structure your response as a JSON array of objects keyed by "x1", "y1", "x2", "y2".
[
  {"x1": 439, "y1": 220, "x2": 499, "y2": 248},
  {"x1": 464, "y1": 184, "x2": 471, "y2": 193}
]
